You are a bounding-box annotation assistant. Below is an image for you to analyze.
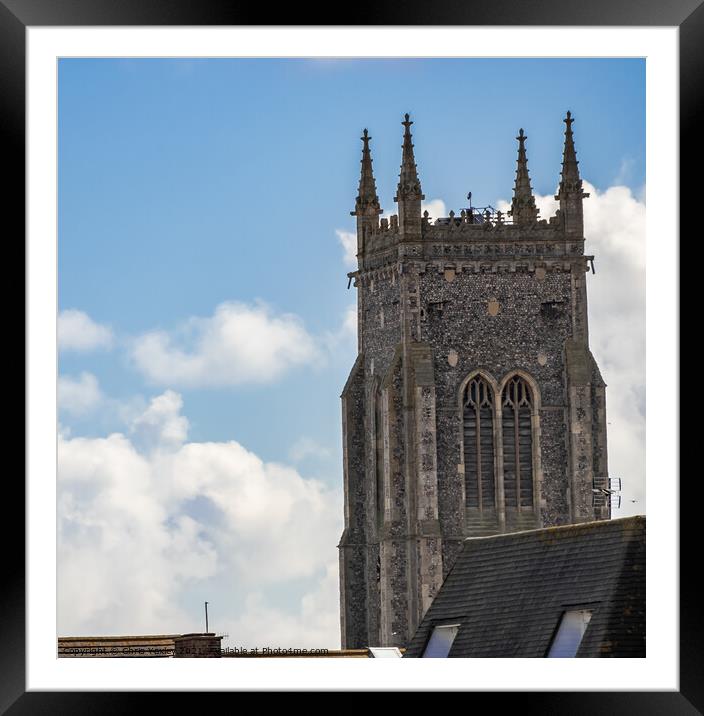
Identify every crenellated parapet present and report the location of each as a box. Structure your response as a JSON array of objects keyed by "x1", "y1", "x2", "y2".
[{"x1": 421, "y1": 214, "x2": 567, "y2": 246}]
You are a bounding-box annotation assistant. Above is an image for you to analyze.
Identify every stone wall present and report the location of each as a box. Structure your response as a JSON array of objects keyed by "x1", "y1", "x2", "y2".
[{"x1": 419, "y1": 265, "x2": 573, "y2": 538}]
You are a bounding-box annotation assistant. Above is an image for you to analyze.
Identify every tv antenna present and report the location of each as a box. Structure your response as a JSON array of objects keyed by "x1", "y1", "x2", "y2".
[{"x1": 592, "y1": 476, "x2": 622, "y2": 510}]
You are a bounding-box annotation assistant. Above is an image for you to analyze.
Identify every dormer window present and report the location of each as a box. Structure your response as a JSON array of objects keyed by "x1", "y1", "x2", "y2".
[
  {"x1": 422, "y1": 624, "x2": 460, "y2": 658},
  {"x1": 546, "y1": 609, "x2": 593, "y2": 657}
]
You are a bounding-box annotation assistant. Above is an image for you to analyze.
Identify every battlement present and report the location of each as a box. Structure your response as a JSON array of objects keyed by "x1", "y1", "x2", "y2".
[
  {"x1": 423, "y1": 205, "x2": 563, "y2": 231},
  {"x1": 369, "y1": 207, "x2": 565, "y2": 242},
  {"x1": 358, "y1": 210, "x2": 583, "y2": 273}
]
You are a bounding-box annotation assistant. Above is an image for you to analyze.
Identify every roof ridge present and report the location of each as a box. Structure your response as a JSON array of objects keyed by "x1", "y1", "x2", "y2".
[
  {"x1": 462, "y1": 515, "x2": 645, "y2": 543},
  {"x1": 58, "y1": 634, "x2": 182, "y2": 641}
]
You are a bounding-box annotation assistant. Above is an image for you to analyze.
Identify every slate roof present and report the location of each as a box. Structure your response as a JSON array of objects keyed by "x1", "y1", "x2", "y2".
[{"x1": 404, "y1": 515, "x2": 645, "y2": 658}]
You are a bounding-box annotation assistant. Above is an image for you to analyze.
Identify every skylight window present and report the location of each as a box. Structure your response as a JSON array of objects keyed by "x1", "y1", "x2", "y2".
[
  {"x1": 368, "y1": 647, "x2": 403, "y2": 658},
  {"x1": 422, "y1": 624, "x2": 460, "y2": 658},
  {"x1": 547, "y1": 609, "x2": 593, "y2": 657}
]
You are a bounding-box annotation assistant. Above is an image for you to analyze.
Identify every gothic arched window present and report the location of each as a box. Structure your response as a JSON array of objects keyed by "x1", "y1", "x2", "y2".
[
  {"x1": 501, "y1": 376, "x2": 534, "y2": 509},
  {"x1": 463, "y1": 376, "x2": 496, "y2": 511}
]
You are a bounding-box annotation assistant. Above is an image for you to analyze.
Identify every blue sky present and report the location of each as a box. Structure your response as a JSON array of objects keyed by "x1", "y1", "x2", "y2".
[{"x1": 57, "y1": 58, "x2": 645, "y2": 646}]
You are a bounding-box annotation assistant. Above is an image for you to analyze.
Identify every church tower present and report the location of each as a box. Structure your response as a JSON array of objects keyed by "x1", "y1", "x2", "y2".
[{"x1": 338, "y1": 113, "x2": 610, "y2": 649}]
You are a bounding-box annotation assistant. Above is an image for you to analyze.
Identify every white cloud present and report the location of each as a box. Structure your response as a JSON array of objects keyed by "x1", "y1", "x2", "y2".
[
  {"x1": 289, "y1": 437, "x2": 332, "y2": 463},
  {"x1": 582, "y1": 183, "x2": 645, "y2": 515},
  {"x1": 381, "y1": 198, "x2": 447, "y2": 225},
  {"x1": 167, "y1": 441, "x2": 340, "y2": 585},
  {"x1": 421, "y1": 198, "x2": 447, "y2": 221},
  {"x1": 58, "y1": 430, "x2": 212, "y2": 635},
  {"x1": 335, "y1": 229, "x2": 357, "y2": 268},
  {"x1": 322, "y1": 304, "x2": 357, "y2": 354},
  {"x1": 58, "y1": 372, "x2": 103, "y2": 416},
  {"x1": 613, "y1": 156, "x2": 635, "y2": 187},
  {"x1": 131, "y1": 301, "x2": 320, "y2": 388},
  {"x1": 58, "y1": 309, "x2": 114, "y2": 352},
  {"x1": 499, "y1": 180, "x2": 646, "y2": 514},
  {"x1": 58, "y1": 391, "x2": 342, "y2": 645},
  {"x1": 342, "y1": 304, "x2": 357, "y2": 338},
  {"x1": 225, "y1": 562, "x2": 340, "y2": 649},
  {"x1": 130, "y1": 390, "x2": 189, "y2": 453}
]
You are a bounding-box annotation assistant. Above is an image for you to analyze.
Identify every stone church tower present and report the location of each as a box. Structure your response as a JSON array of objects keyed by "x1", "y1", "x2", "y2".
[{"x1": 338, "y1": 113, "x2": 610, "y2": 649}]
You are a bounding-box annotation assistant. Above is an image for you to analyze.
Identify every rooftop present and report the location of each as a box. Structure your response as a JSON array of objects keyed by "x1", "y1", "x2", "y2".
[{"x1": 404, "y1": 515, "x2": 646, "y2": 658}]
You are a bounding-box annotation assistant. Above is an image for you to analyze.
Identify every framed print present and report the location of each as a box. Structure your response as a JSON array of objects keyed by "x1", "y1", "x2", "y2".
[{"x1": 4, "y1": 0, "x2": 694, "y2": 708}]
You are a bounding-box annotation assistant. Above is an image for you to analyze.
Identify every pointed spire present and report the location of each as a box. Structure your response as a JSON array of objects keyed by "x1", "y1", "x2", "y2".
[
  {"x1": 395, "y1": 113, "x2": 424, "y2": 203},
  {"x1": 510, "y1": 128, "x2": 539, "y2": 225},
  {"x1": 351, "y1": 128, "x2": 382, "y2": 217},
  {"x1": 555, "y1": 111, "x2": 589, "y2": 235},
  {"x1": 556, "y1": 111, "x2": 588, "y2": 200}
]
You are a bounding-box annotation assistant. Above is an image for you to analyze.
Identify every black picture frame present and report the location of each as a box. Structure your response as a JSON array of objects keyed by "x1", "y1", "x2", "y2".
[{"x1": 5, "y1": 0, "x2": 691, "y2": 708}]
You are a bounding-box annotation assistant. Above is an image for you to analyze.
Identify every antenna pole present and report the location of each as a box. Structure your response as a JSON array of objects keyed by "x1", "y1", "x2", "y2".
[{"x1": 205, "y1": 601, "x2": 209, "y2": 633}]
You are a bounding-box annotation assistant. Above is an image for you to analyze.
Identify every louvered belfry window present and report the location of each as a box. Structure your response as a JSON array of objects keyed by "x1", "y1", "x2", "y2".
[
  {"x1": 463, "y1": 376, "x2": 496, "y2": 511},
  {"x1": 502, "y1": 376, "x2": 534, "y2": 509}
]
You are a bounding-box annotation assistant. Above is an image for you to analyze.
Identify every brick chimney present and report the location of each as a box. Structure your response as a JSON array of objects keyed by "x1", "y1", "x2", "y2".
[{"x1": 173, "y1": 633, "x2": 223, "y2": 658}]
